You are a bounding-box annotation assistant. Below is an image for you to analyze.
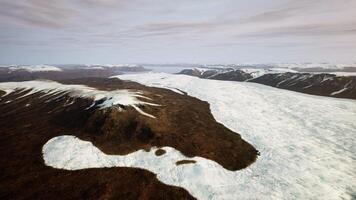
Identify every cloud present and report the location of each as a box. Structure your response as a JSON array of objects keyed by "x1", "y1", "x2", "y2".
[
  {"x1": 0, "y1": 1, "x2": 78, "y2": 28},
  {"x1": 0, "y1": 0, "x2": 355, "y2": 63},
  {"x1": 239, "y1": 22, "x2": 356, "y2": 39}
]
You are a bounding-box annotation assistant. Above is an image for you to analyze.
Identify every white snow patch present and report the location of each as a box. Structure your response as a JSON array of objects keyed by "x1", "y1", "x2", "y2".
[
  {"x1": 194, "y1": 67, "x2": 213, "y2": 75},
  {"x1": 113, "y1": 73, "x2": 356, "y2": 200},
  {"x1": 331, "y1": 72, "x2": 356, "y2": 77},
  {"x1": 275, "y1": 63, "x2": 352, "y2": 70},
  {"x1": 0, "y1": 89, "x2": 13, "y2": 97},
  {"x1": 240, "y1": 68, "x2": 266, "y2": 78},
  {"x1": 44, "y1": 135, "x2": 248, "y2": 200},
  {"x1": 9, "y1": 65, "x2": 62, "y2": 72},
  {"x1": 84, "y1": 66, "x2": 105, "y2": 70},
  {"x1": 87, "y1": 64, "x2": 140, "y2": 68},
  {"x1": 0, "y1": 80, "x2": 159, "y2": 118},
  {"x1": 331, "y1": 88, "x2": 349, "y2": 96}
]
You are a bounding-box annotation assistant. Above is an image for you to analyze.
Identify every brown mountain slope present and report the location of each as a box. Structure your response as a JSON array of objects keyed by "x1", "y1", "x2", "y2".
[{"x1": 248, "y1": 73, "x2": 356, "y2": 99}]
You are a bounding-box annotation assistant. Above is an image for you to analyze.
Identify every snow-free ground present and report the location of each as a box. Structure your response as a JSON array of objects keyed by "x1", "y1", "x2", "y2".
[{"x1": 113, "y1": 73, "x2": 356, "y2": 200}]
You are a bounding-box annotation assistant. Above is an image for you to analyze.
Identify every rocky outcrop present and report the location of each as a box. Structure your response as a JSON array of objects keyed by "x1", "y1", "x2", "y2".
[{"x1": 208, "y1": 70, "x2": 253, "y2": 81}]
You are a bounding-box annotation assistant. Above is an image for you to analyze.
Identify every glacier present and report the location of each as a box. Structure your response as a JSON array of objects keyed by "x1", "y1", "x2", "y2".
[{"x1": 114, "y1": 73, "x2": 356, "y2": 200}]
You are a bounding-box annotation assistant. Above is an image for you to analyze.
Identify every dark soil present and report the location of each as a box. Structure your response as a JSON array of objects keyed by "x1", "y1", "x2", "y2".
[{"x1": 155, "y1": 149, "x2": 167, "y2": 156}]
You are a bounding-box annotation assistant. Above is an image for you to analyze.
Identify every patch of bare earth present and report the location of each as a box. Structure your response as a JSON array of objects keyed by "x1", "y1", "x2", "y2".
[{"x1": 155, "y1": 149, "x2": 167, "y2": 156}]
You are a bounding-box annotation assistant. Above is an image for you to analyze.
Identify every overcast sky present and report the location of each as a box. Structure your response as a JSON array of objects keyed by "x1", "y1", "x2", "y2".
[{"x1": 0, "y1": 0, "x2": 355, "y2": 64}]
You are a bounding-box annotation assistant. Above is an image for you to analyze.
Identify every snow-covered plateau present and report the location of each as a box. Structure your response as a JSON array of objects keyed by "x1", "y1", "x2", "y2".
[
  {"x1": 7, "y1": 65, "x2": 63, "y2": 72},
  {"x1": 41, "y1": 73, "x2": 356, "y2": 199}
]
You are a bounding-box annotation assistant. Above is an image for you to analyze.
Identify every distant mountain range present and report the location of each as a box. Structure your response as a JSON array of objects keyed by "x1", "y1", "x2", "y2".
[
  {"x1": 178, "y1": 67, "x2": 356, "y2": 99},
  {"x1": 0, "y1": 64, "x2": 149, "y2": 82}
]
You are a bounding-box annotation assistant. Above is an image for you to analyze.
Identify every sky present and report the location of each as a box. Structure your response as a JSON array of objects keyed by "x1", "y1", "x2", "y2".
[{"x1": 0, "y1": 0, "x2": 355, "y2": 64}]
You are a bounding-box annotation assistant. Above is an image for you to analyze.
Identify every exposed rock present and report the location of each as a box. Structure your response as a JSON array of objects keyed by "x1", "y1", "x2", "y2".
[{"x1": 208, "y1": 70, "x2": 252, "y2": 81}]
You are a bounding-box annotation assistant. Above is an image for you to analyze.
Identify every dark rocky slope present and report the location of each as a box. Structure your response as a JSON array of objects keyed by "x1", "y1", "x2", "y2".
[
  {"x1": 248, "y1": 73, "x2": 356, "y2": 99},
  {"x1": 0, "y1": 77, "x2": 258, "y2": 199}
]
